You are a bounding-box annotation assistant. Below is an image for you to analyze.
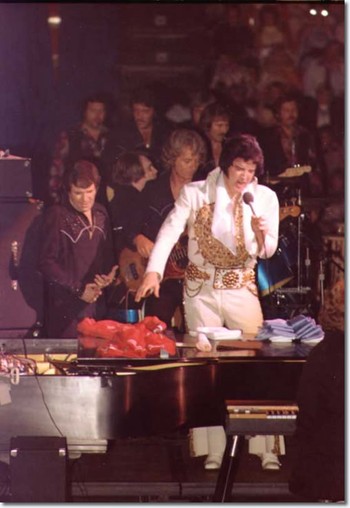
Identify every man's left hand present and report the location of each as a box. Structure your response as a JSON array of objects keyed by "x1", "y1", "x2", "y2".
[{"x1": 94, "y1": 265, "x2": 118, "y2": 289}]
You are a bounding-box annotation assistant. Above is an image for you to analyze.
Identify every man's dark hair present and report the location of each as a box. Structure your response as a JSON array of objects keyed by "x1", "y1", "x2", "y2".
[
  {"x1": 111, "y1": 150, "x2": 149, "y2": 186},
  {"x1": 199, "y1": 101, "x2": 230, "y2": 133},
  {"x1": 130, "y1": 86, "x2": 156, "y2": 109},
  {"x1": 64, "y1": 160, "x2": 101, "y2": 191},
  {"x1": 219, "y1": 134, "x2": 264, "y2": 176},
  {"x1": 273, "y1": 93, "x2": 300, "y2": 117},
  {"x1": 81, "y1": 93, "x2": 108, "y2": 118}
]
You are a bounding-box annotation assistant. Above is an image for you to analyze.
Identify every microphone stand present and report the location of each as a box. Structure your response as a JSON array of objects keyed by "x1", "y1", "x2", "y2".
[
  {"x1": 319, "y1": 258, "x2": 325, "y2": 307},
  {"x1": 304, "y1": 247, "x2": 311, "y2": 287},
  {"x1": 296, "y1": 187, "x2": 302, "y2": 290}
]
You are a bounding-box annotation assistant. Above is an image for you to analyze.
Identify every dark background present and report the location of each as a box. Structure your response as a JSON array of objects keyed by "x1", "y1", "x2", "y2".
[{"x1": 0, "y1": 2, "x2": 345, "y2": 202}]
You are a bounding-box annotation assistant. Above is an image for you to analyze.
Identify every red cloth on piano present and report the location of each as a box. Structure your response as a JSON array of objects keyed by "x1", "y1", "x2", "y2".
[{"x1": 77, "y1": 316, "x2": 176, "y2": 358}]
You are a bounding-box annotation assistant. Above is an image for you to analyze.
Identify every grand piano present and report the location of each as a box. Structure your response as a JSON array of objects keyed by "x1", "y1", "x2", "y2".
[
  {"x1": 0, "y1": 335, "x2": 314, "y2": 447},
  {"x1": 0, "y1": 333, "x2": 317, "y2": 501}
]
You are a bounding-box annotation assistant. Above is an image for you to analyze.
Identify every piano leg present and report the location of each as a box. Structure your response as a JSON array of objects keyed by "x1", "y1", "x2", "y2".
[{"x1": 213, "y1": 435, "x2": 243, "y2": 502}]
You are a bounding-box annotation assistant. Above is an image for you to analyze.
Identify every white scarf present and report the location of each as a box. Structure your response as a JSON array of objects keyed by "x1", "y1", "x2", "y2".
[{"x1": 211, "y1": 171, "x2": 258, "y2": 255}]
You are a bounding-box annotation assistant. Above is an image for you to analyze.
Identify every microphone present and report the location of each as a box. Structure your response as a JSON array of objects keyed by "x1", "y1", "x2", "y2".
[{"x1": 242, "y1": 192, "x2": 257, "y2": 216}]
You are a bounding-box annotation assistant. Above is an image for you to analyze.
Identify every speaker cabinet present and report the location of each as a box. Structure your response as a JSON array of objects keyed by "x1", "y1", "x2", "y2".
[
  {"x1": 0, "y1": 156, "x2": 32, "y2": 198},
  {"x1": 10, "y1": 436, "x2": 67, "y2": 502},
  {"x1": 0, "y1": 200, "x2": 44, "y2": 336}
]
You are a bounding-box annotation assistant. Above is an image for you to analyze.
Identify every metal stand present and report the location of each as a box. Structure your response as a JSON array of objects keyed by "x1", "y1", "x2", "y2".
[
  {"x1": 296, "y1": 188, "x2": 302, "y2": 289},
  {"x1": 213, "y1": 435, "x2": 243, "y2": 502},
  {"x1": 319, "y1": 259, "x2": 325, "y2": 307},
  {"x1": 274, "y1": 186, "x2": 313, "y2": 317}
]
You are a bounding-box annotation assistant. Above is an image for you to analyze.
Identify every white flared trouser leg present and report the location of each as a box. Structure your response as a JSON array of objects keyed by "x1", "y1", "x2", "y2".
[
  {"x1": 207, "y1": 425, "x2": 227, "y2": 459},
  {"x1": 248, "y1": 435, "x2": 286, "y2": 457},
  {"x1": 189, "y1": 427, "x2": 209, "y2": 457},
  {"x1": 190, "y1": 426, "x2": 226, "y2": 459}
]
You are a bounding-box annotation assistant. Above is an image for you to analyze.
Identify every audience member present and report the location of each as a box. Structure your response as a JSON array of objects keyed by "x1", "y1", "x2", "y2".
[
  {"x1": 196, "y1": 101, "x2": 230, "y2": 180},
  {"x1": 223, "y1": 83, "x2": 260, "y2": 137},
  {"x1": 118, "y1": 85, "x2": 173, "y2": 172},
  {"x1": 164, "y1": 87, "x2": 192, "y2": 126},
  {"x1": 258, "y1": 45, "x2": 301, "y2": 94},
  {"x1": 258, "y1": 93, "x2": 321, "y2": 198},
  {"x1": 299, "y1": 84, "x2": 344, "y2": 137},
  {"x1": 254, "y1": 81, "x2": 287, "y2": 129},
  {"x1": 48, "y1": 93, "x2": 120, "y2": 207},
  {"x1": 255, "y1": 5, "x2": 288, "y2": 61},
  {"x1": 301, "y1": 40, "x2": 344, "y2": 100},
  {"x1": 39, "y1": 160, "x2": 117, "y2": 338},
  {"x1": 316, "y1": 125, "x2": 344, "y2": 192},
  {"x1": 284, "y1": 3, "x2": 309, "y2": 54},
  {"x1": 298, "y1": 9, "x2": 333, "y2": 65},
  {"x1": 182, "y1": 89, "x2": 215, "y2": 132},
  {"x1": 318, "y1": 167, "x2": 344, "y2": 235},
  {"x1": 210, "y1": 54, "x2": 243, "y2": 93},
  {"x1": 211, "y1": 4, "x2": 255, "y2": 62}
]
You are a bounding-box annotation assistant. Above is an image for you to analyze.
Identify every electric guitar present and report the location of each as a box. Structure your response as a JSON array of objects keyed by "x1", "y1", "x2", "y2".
[
  {"x1": 118, "y1": 233, "x2": 189, "y2": 292},
  {"x1": 279, "y1": 205, "x2": 301, "y2": 222}
]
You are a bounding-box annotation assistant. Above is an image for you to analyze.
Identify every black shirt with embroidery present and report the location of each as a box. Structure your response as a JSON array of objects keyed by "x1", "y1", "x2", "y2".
[{"x1": 38, "y1": 197, "x2": 114, "y2": 337}]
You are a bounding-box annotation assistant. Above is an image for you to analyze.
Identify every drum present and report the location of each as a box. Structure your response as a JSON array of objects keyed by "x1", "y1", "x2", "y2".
[
  {"x1": 279, "y1": 231, "x2": 298, "y2": 268},
  {"x1": 257, "y1": 235, "x2": 296, "y2": 297}
]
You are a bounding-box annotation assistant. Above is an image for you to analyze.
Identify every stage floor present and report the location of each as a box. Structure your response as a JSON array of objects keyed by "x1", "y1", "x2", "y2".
[
  {"x1": 44, "y1": 434, "x2": 298, "y2": 502},
  {"x1": 0, "y1": 433, "x2": 300, "y2": 502}
]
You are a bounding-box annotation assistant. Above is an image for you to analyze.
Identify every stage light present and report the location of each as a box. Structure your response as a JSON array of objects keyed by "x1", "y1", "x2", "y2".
[
  {"x1": 309, "y1": 9, "x2": 317, "y2": 16},
  {"x1": 321, "y1": 9, "x2": 329, "y2": 17},
  {"x1": 48, "y1": 16, "x2": 62, "y2": 26}
]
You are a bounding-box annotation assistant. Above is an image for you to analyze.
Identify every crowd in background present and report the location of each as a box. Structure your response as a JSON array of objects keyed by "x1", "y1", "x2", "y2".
[{"x1": 44, "y1": 3, "x2": 344, "y2": 330}]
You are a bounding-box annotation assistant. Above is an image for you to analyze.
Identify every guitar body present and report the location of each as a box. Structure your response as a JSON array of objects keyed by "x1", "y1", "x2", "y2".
[
  {"x1": 118, "y1": 233, "x2": 189, "y2": 291},
  {"x1": 118, "y1": 248, "x2": 147, "y2": 292},
  {"x1": 279, "y1": 205, "x2": 301, "y2": 222}
]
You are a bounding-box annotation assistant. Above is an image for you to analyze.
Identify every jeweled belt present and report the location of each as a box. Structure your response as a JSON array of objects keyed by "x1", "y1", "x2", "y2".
[
  {"x1": 185, "y1": 262, "x2": 257, "y2": 294},
  {"x1": 213, "y1": 267, "x2": 256, "y2": 290}
]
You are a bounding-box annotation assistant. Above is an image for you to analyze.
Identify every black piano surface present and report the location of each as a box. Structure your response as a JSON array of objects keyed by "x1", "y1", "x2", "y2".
[{"x1": 0, "y1": 334, "x2": 317, "y2": 455}]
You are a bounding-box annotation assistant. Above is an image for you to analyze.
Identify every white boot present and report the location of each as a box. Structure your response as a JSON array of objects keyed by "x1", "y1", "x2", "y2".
[
  {"x1": 248, "y1": 435, "x2": 285, "y2": 470},
  {"x1": 205, "y1": 426, "x2": 226, "y2": 470}
]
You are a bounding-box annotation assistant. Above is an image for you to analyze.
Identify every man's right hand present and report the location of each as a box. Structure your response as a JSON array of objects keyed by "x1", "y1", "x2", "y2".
[
  {"x1": 80, "y1": 283, "x2": 102, "y2": 303},
  {"x1": 133, "y1": 234, "x2": 154, "y2": 258},
  {"x1": 135, "y1": 272, "x2": 161, "y2": 302}
]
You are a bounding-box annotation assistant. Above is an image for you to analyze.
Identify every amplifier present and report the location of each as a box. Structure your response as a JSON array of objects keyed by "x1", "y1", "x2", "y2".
[
  {"x1": 0, "y1": 199, "x2": 44, "y2": 334},
  {"x1": 10, "y1": 436, "x2": 67, "y2": 502},
  {"x1": 0, "y1": 155, "x2": 32, "y2": 198}
]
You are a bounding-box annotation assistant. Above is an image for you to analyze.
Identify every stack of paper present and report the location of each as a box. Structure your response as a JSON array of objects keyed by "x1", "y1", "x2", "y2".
[
  {"x1": 196, "y1": 327, "x2": 242, "y2": 341},
  {"x1": 256, "y1": 316, "x2": 324, "y2": 343},
  {"x1": 288, "y1": 315, "x2": 324, "y2": 342},
  {"x1": 256, "y1": 319, "x2": 296, "y2": 342}
]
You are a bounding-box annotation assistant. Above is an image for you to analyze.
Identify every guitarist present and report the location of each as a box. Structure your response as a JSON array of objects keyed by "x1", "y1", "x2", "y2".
[
  {"x1": 109, "y1": 150, "x2": 158, "y2": 257},
  {"x1": 133, "y1": 128, "x2": 207, "y2": 330},
  {"x1": 108, "y1": 150, "x2": 158, "y2": 311}
]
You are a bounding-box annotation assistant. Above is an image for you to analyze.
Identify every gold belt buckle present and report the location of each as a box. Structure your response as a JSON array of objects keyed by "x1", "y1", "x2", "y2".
[{"x1": 213, "y1": 268, "x2": 243, "y2": 289}]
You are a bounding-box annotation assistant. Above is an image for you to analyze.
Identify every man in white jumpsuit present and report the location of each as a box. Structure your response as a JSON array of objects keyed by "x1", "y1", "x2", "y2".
[{"x1": 136, "y1": 134, "x2": 284, "y2": 471}]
